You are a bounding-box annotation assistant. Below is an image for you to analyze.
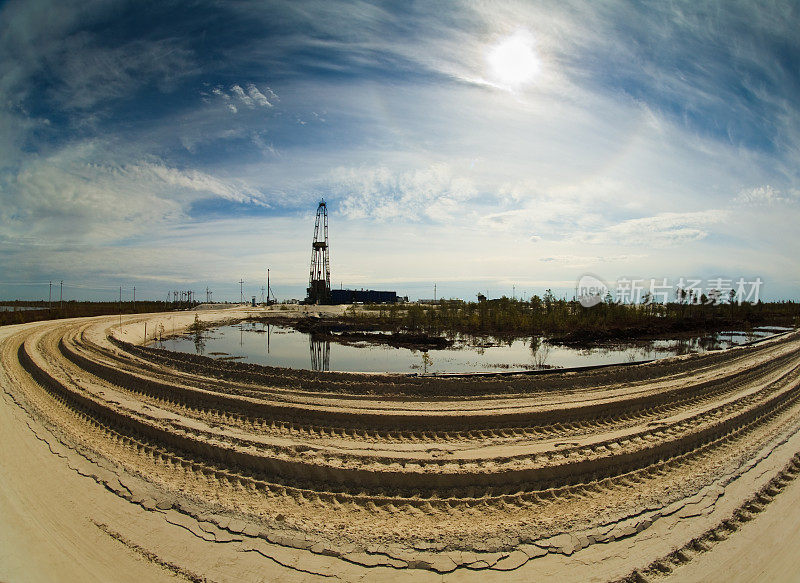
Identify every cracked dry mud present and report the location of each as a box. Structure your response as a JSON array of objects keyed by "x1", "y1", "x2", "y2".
[{"x1": 2, "y1": 307, "x2": 800, "y2": 582}]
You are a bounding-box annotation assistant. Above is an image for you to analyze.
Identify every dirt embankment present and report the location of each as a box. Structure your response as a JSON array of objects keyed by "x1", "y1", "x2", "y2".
[
  {"x1": 251, "y1": 308, "x2": 798, "y2": 350},
  {"x1": 546, "y1": 319, "x2": 789, "y2": 346},
  {"x1": 252, "y1": 315, "x2": 454, "y2": 350}
]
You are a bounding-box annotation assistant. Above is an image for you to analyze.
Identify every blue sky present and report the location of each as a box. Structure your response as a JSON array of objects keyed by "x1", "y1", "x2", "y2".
[{"x1": 1, "y1": 0, "x2": 799, "y2": 302}]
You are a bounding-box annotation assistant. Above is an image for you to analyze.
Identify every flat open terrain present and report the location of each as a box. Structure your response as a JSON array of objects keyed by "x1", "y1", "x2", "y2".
[{"x1": 3, "y1": 306, "x2": 800, "y2": 582}]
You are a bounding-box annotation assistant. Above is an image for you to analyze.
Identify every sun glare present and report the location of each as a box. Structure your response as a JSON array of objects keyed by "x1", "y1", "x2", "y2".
[{"x1": 487, "y1": 30, "x2": 540, "y2": 89}]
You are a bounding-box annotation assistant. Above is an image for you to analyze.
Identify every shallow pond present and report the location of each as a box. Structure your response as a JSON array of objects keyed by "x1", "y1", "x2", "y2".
[{"x1": 155, "y1": 323, "x2": 793, "y2": 374}]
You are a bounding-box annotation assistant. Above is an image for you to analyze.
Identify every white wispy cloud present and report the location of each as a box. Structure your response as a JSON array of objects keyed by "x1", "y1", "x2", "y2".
[
  {"x1": 329, "y1": 163, "x2": 478, "y2": 221},
  {"x1": 539, "y1": 254, "x2": 646, "y2": 268},
  {"x1": 212, "y1": 87, "x2": 238, "y2": 113},
  {"x1": 735, "y1": 185, "x2": 797, "y2": 206},
  {"x1": 129, "y1": 162, "x2": 264, "y2": 204},
  {"x1": 0, "y1": 143, "x2": 266, "y2": 243},
  {"x1": 0, "y1": 15, "x2": 196, "y2": 113},
  {"x1": 211, "y1": 83, "x2": 276, "y2": 113},
  {"x1": 230, "y1": 84, "x2": 250, "y2": 105},
  {"x1": 580, "y1": 211, "x2": 729, "y2": 247},
  {"x1": 246, "y1": 84, "x2": 273, "y2": 107},
  {"x1": 56, "y1": 36, "x2": 197, "y2": 110}
]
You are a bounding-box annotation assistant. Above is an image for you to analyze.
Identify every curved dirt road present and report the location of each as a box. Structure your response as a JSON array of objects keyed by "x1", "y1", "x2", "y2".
[{"x1": 3, "y1": 308, "x2": 800, "y2": 582}]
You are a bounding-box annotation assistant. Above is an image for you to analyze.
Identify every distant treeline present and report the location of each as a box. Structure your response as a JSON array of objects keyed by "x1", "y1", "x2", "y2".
[
  {"x1": 349, "y1": 296, "x2": 800, "y2": 343},
  {"x1": 0, "y1": 300, "x2": 184, "y2": 327}
]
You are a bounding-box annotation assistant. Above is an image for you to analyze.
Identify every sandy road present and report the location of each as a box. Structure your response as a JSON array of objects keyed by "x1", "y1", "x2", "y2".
[{"x1": 2, "y1": 308, "x2": 800, "y2": 581}]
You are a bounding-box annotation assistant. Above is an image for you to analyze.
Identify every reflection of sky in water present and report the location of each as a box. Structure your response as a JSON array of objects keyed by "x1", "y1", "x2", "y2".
[{"x1": 157, "y1": 323, "x2": 792, "y2": 374}]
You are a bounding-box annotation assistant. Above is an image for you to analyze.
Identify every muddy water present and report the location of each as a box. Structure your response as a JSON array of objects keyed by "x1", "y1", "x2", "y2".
[{"x1": 156, "y1": 323, "x2": 792, "y2": 374}]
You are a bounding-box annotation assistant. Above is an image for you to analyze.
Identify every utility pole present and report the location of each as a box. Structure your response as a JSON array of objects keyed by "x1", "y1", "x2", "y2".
[
  {"x1": 434, "y1": 283, "x2": 437, "y2": 303},
  {"x1": 49, "y1": 281, "x2": 52, "y2": 310},
  {"x1": 239, "y1": 279, "x2": 244, "y2": 304},
  {"x1": 59, "y1": 280, "x2": 63, "y2": 309},
  {"x1": 133, "y1": 286, "x2": 136, "y2": 311}
]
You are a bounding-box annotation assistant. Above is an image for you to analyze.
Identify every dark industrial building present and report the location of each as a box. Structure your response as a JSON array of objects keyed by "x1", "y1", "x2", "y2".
[
  {"x1": 329, "y1": 289, "x2": 397, "y2": 304},
  {"x1": 305, "y1": 200, "x2": 398, "y2": 305}
]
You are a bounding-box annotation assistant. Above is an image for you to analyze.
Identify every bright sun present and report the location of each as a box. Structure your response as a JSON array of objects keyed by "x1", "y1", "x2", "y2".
[{"x1": 487, "y1": 30, "x2": 541, "y2": 89}]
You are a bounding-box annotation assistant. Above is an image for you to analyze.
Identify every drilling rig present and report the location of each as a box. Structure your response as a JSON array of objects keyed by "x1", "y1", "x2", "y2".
[{"x1": 306, "y1": 200, "x2": 331, "y2": 304}]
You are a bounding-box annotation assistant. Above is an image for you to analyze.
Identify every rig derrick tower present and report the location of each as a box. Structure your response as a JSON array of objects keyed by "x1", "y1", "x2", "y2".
[{"x1": 307, "y1": 200, "x2": 331, "y2": 304}]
